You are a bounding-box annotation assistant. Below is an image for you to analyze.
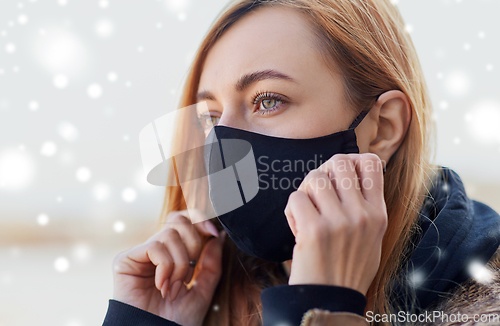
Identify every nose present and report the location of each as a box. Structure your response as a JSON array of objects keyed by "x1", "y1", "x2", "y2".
[
  {"x1": 216, "y1": 106, "x2": 244, "y2": 129},
  {"x1": 202, "y1": 106, "x2": 242, "y2": 139}
]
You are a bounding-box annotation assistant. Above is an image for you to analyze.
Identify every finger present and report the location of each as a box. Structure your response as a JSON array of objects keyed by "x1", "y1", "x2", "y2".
[
  {"x1": 121, "y1": 240, "x2": 174, "y2": 295},
  {"x1": 158, "y1": 212, "x2": 220, "y2": 292},
  {"x1": 179, "y1": 208, "x2": 216, "y2": 226},
  {"x1": 158, "y1": 228, "x2": 191, "y2": 291},
  {"x1": 153, "y1": 210, "x2": 219, "y2": 264},
  {"x1": 189, "y1": 230, "x2": 226, "y2": 298},
  {"x1": 181, "y1": 257, "x2": 199, "y2": 286},
  {"x1": 285, "y1": 190, "x2": 320, "y2": 238},
  {"x1": 347, "y1": 153, "x2": 384, "y2": 206},
  {"x1": 300, "y1": 169, "x2": 341, "y2": 215},
  {"x1": 162, "y1": 210, "x2": 219, "y2": 238},
  {"x1": 323, "y1": 154, "x2": 364, "y2": 206},
  {"x1": 166, "y1": 210, "x2": 219, "y2": 236},
  {"x1": 162, "y1": 212, "x2": 204, "y2": 262},
  {"x1": 284, "y1": 201, "x2": 297, "y2": 237},
  {"x1": 190, "y1": 218, "x2": 221, "y2": 278},
  {"x1": 192, "y1": 218, "x2": 220, "y2": 239},
  {"x1": 183, "y1": 265, "x2": 195, "y2": 284}
]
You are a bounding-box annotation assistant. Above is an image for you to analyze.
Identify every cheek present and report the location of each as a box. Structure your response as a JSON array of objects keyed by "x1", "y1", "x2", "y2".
[{"x1": 356, "y1": 126, "x2": 377, "y2": 153}]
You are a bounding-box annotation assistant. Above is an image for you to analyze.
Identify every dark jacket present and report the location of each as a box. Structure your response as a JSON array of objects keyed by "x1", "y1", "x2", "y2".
[{"x1": 101, "y1": 167, "x2": 500, "y2": 326}]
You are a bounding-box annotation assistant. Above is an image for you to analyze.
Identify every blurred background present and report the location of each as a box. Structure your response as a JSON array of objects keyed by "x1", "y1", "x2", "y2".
[{"x1": 1, "y1": 0, "x2": 499, "y2": 325}]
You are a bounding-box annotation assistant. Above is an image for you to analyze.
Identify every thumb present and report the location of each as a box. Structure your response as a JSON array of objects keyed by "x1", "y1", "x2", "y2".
[
  {"x1": 284, "y1": 193, "x2": 298, "y2": 237},
  {"x1": 190, "y1": 230, "x2": 226, "y2": 298}
]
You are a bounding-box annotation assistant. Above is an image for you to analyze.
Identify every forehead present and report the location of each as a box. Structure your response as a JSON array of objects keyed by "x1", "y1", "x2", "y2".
[{"x1": 199, "y1": 6, "x2": 323, "y2": 89}]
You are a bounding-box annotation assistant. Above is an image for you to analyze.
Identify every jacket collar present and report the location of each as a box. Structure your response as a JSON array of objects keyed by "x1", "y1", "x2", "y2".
[{"x1": 391, "y1": 166, "x2": 500, "y2": 312}]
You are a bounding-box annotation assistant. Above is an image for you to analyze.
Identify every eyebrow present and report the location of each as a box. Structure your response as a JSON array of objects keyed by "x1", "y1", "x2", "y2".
[{"x1": 196, "y1": 69, "x2": 297, "y2": 102}]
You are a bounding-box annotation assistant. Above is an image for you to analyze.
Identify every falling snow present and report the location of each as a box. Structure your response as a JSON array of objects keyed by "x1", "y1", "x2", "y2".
[
  {"x1": 178, "y1": 12, "x2": 187, "y2": 21},
  {"x1": 166, "y1": 0, "x2": 190, "y2": 12},
  {"x1": 408, "y1": 270, "x2": 425, "y2": 288},
  {"x1": 37, "y1": 213, "x2": 49, "y2": 225},
  {"x1": 29, "y1": 100, "x2": 39, "y2": 111},
  {"x1": 95, "y1": 19, "x2": 114, "y2": 38},
  {"x1": 5, "y1": 43, "x2": 16, "y2": 53},
  {"x1": 54, "y1": 257, "x2": 70, "y2": 272},
  {"x1": 468, "y1": 261, "x2": 494, "y2": 284},
  {"x1": 93, "y1": 183, "x2": 110, "y2": 201},
  {"x1": 53, "y1": 74, "x2": 69, "y2": 89},
  {"x1": 121, "y1": 187, "x2": 137, "y2": 202},
  {"x1": 17, "y1": 14, "x2": 28, "y2": 25},
  {"x1": 57, "y1": 121, "x2": 79, "y2": 141},
  {"x1": 445, "y1": 71, "x2": 470, "y2": 96},
  {"x1": 72, "y1": 242, "x2": 92, "y2": 262},
  {"x1": 87, "y1": 83, "x2": 103, "y2": 99},
  {"x1": 0, "y1": 149, "x2": 35, "y2": 190},
  {"x1": 40, "y1": 141, "x2": 58, "y2": 157},
  {"x1": 76, "y1": 167, "x2": 92, "y2": 183},
  {"x1": 107, "y1": 71, "x2": 118, "y2": 82},
  {"x1": 36, "y1": 28, "x2": 88, "y2": 75},
  {"x1": 465, "y1": 101, "x2": 500, "y2": 143},
  {"x1": 113, "y1": 220, "x2": 126, "y2": 233},
  {"x1": 99, "y1": 0, "x2": 109, "y2": 8}
]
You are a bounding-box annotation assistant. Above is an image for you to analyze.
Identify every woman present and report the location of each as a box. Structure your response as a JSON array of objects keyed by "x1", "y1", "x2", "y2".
[{"x1": 102, "y1": 0, "x2": 500, "y2": 325}]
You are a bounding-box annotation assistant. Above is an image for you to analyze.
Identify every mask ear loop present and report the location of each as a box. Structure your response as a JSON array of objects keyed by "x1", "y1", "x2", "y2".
[
  {"x1": 348, "y1": 95, "x2": 381, "y2": 130},
  {"x1": 348, "y1": 104, "x2": 388, "y2": 174},
  {"x1": 348, "y1": 109, "x2": 370, "y2": 130}
]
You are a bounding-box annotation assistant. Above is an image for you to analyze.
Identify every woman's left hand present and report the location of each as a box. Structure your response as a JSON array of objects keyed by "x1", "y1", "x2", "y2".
[{"x1": 284, "y1": 153, "x2": 388, "y2": 295}]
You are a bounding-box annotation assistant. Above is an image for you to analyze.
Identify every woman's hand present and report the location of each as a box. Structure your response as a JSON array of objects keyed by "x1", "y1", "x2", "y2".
[
  {"x1": 284, "y1": 153, "x2": 388, "y2": 295},
  {"x1": 112, "y1": 209, "x2": 226, "y2": 326}
]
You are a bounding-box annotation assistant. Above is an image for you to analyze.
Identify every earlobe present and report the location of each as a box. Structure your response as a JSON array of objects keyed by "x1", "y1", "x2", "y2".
[{"x1": 367, "y1": 90, "x2": 411, "y2": 164}]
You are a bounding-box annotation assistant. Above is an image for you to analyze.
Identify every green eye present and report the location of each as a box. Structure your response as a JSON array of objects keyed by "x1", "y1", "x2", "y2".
[
  {"x1": 252, "y1": 91, "x2": 286, "y2": 115},
  {"x1": 262, "y1": 99, "x2": 276, "y2": 110},
  {"x1": 207, "y1": 116, "x2": 220, "y2": 127},
  {"x1": 198, "y1": 114, "x2": 220, "y2": 130}
]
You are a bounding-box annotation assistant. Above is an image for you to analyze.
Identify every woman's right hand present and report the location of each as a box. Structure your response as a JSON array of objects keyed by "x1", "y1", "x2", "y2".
[{"x1": 111, "y1": 209, "x2": 226, "y2": 326}]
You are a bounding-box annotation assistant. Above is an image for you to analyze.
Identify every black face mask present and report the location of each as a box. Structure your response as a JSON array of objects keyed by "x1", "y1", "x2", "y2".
[{"x1": 203, "y1": 109, "x2": 370, "y2": 262}]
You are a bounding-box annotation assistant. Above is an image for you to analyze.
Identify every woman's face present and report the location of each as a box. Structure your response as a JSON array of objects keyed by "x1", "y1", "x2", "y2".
[{"x1": 197, "y1": 6, "x2": 359, "y2": 140}]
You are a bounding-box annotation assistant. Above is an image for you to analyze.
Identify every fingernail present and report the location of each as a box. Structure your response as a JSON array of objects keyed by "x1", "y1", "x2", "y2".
[
  {"x1": 219, "y1": 230, "x2": 227, "y2": 243},
  {"x1": 169, "y1": 280, "x2": 182, "y2": 302},
  {"x1": 161, "y1": 279, "x2": 169, "y2": 299},
  {"x1": 204, "y1": 220, "x2": 219, "y2": 238}
]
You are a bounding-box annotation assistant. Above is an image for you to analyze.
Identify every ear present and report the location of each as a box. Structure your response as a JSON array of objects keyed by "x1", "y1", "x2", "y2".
[{"x1": 358, "y1": 90, "x2": 411, "y2": 165}]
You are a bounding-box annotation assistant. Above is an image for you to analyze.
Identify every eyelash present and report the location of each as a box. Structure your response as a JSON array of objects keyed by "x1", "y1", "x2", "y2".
[{"x1": 251, "y1": 90, "x2": 287, "y2": 115}]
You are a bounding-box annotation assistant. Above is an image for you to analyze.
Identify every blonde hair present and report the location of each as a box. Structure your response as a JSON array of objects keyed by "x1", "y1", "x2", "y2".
[{"x1": 158, "y1": 0, "x2": 437, "y2": 325}]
